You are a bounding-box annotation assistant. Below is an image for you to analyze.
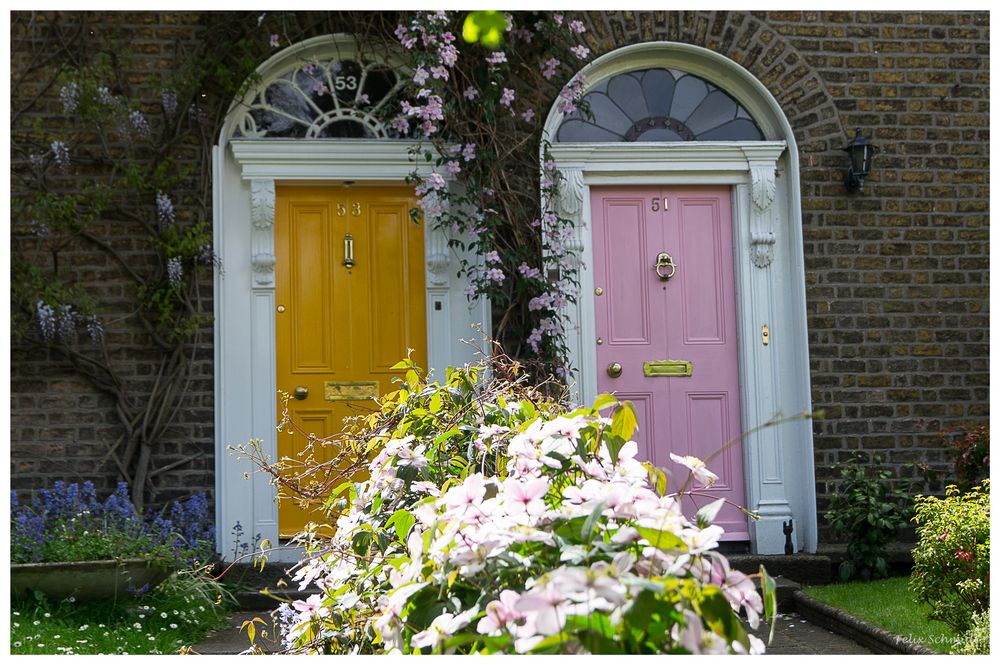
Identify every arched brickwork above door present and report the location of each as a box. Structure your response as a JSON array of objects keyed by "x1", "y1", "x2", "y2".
[{"x1": 573, "y1": 11, "x2": 845, "y2": 155}]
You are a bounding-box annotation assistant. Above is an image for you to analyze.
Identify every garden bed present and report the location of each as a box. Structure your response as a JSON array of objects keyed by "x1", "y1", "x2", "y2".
[
  {"x1": 9, "y1": 573, "x2": 234, "y2": 655},
  {"x1": 799, "y1": 576, "x2": 958, "y2": 654}
]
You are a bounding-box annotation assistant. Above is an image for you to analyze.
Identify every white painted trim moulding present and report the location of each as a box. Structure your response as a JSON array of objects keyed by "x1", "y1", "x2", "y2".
[{"x1": 542, "y1": 42, "x2": 817, "y2": 555}]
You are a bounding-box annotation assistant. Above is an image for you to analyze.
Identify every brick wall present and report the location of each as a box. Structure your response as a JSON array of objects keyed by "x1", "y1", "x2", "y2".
[{"x1": 10, "y1": 11, "x2": 989, "y2": 539}]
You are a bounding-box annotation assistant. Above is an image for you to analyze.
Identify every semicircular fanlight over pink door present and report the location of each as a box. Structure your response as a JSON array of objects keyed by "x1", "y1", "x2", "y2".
[{"x1": 592, "y1": 185, "x2": 748, "y2": 540}]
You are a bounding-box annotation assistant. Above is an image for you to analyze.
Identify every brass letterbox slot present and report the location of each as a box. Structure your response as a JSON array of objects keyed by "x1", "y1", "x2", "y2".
[
  {"x1": 642, "y1": 360, "x2": 693, "y2": 378},
  {"x1": 324, "y1": 381, "x2": 379, "y2": 401}
]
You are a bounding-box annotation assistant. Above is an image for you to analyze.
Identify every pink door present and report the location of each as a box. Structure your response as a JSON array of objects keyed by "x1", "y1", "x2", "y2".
[{"x1": 592, "y1": 186, "x2": 748, "y2": 540}]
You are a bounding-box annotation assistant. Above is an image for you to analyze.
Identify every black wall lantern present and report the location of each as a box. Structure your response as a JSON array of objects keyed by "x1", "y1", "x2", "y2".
[{"x1": 843, "y1": 128, "x2": 875, "y2": 193}]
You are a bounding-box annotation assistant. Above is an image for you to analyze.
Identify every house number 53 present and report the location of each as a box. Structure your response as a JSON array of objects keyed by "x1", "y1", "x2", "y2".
[
  {"x1": 337, "y1": 202, "x2": 363, "y2": 216},
  {"x1": 334, "y1": 76, "x2": 358, "y2": 91}
]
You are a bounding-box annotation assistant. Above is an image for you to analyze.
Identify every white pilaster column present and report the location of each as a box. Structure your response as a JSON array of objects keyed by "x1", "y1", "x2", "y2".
[
  {"x1": 737, "y1": 145, "x2": 794, "y2": 554},
  {"x1": 247, "y1": 178, "x2": 279, "y2": 546},
  {"x1": 425, "y1": 223, "x2": 451, "y2": 380},
  {"x1": 556, "y1": 167, "x2": 596, "y2": 404}
]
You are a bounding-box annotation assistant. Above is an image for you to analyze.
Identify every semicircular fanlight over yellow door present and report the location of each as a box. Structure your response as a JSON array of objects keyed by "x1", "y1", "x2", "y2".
[{"x1": 275, "y1": 184, "x2": 426, "y2": 538}]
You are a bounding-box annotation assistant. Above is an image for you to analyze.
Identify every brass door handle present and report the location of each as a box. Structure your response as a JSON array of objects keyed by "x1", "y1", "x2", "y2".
[
  {"x1": 293, "y1": 386, "x2": 309, "y2": 400},
  {"x1": 606, "y1": 362, "x2": 623, "y2": 378},
  {"x1": 655, "y1": 252, "x2": 677, "y2": 281}
]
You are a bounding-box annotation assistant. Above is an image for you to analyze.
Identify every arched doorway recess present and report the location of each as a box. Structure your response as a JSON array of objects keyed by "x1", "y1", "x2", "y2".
[
  {"x1": 543, "y1": 42, "x2": 817, "y2": 554},
  {"x1": 212, "y1": 35, "x2": 488, "y2": 561}
]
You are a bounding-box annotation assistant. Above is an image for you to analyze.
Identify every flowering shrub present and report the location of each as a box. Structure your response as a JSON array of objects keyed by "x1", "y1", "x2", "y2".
[
  {"x1": 11, "y1": 481, "x2": 215, "y2": 568},
  {"x1": 944, "y1": 425, "x2": 989, "y2": 490},
  {"x1": 824, "y1": 453, "x2": 907, "y2": 581},
  {"x1": 390, "y1": 11, "x2": 595, "y2": 377},
  {"x1": 910, "y1": 481, "x2": 989, "y2": 633},
  {"x1": 264, "y1": 357, "x2": 774, "y2": 654}
]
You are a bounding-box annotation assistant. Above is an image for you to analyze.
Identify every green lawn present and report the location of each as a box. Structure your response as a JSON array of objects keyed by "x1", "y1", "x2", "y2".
[
  {"x1": 803, "y1": 576, "x2": 960, "y2": 654},
  {"x1": 10, "y1": 573, "x2": 233, "y2": 655}
]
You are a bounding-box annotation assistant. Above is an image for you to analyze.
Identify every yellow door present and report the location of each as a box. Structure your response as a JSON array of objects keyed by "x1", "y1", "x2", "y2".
[{"x1": 275, "y1": 184, "x2": 426, "y2": 538}]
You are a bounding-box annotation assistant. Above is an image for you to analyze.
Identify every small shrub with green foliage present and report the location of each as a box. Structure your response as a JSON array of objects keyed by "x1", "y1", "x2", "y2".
[
  {"x1": 953, "y1": 609, "x2": 990, "y2": 655},
  {"x1": 910, "y1": 481, "x2": 989, "y2": 633},
  {"x1": 825, "y1": 454, "x2": 908, "y2": 581},
  {"x1": 250, "y1": 355, "x2": 776, "y2": 655}
]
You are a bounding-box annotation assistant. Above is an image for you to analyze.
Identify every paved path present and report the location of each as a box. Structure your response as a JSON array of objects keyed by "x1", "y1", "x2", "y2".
[
  {"x1": 191, "y1": 609, "x2": 871, "y2": 655},
  {"x1": 749, "y1": 612, "x2": 873, "y2": 655}
]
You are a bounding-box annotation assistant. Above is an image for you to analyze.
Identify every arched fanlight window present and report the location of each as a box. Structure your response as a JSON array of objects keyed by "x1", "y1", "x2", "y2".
[
  {"x1": 233, "y1": 56, "x2": 410, "y2": 139},
  {"x1": 556, "y1": 68, "x2": 764, "y2": 142}
]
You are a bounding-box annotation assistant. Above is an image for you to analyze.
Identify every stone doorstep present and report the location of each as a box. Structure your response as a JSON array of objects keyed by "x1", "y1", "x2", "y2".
[
  {"x1": 791, "y1": 590, "x2": 936, "y2": 655},
  {"x1": 729, "y1": 553, "x2": 833, "y2": 585}
]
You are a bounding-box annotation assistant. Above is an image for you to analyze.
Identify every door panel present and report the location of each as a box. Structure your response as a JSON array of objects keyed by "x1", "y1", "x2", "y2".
[
  {"x1": 275, "y1": 185, "x2": 425, "y2": 537},
  {"x1": 592, "y1": 185, "x2": 747, "y2": 540}
]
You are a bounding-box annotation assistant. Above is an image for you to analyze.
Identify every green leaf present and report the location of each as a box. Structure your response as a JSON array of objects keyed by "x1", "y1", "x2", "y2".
[
  {"x1": 635, "y1": 525, "x2": 686, "y2": 552},
  {"x1": 759, "y1": 564, "x2": 778, "y2": 644},
  {"x1": 462, "y1": 11, "x2": 508, "y2": 47},
  {"x1": 428, "y1": 392, "x2": 442, "y2": 414},
  {"x1": 385, "y1": 509, "x2": 417, "y2": 543},
  {"x1": 581, "y1": 501, "x2": 607, "y2": 541},
  {"x1": 695, "y1": 498, "x2": 727, "y2": 529},
  {"x1": 610, "y1": 401, "x2": 638, "y2": 441},
  {"x1": 696, "y1": 586, "x2": 749, "y2": 648},
  {"x1": 591, "y1": 393, "x2": 619, "y2": 412}
]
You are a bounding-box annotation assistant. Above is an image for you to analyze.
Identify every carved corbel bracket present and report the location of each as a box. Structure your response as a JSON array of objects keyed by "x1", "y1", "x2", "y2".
[
  {"x1": 252, "y1": 252, "x2": 277, "y2": 285},
  {"x1": 750, "y1": 164, "x2": 777, "y2": 212},
  {"x1": 250, "y1": 179, "x2": 275, "y2": 230},
  {"x1": 249, "y1": 179, "x2": 276, "y2": 288},
  {"x1": 750, "y1": 231, "x2": 777, "y2": 268}
]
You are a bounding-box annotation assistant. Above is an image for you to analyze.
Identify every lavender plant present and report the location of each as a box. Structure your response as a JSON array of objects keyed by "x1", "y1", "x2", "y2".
[{"x1": 11, "y1": 481, "x2": 215, "y2": 568}]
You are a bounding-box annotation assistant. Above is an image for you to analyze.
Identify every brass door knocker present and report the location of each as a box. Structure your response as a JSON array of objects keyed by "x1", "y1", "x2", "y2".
[{"x1": 655, "y1": 252, "x2": 677, "y2": 281}]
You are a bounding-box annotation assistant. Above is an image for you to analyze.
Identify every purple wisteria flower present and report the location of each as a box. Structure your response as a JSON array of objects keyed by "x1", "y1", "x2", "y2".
[
  {"x1": 522, "y1": 109, "x2": 536, "y2": 123},
  {"x1": 463, "y1": 86, "x2": 479, "y2": 101},
  {"x1": 161, "y1": 88, "x2": 178, "y2": 117},
  {"x1": 129, "y1": 110, "x2": 151, "y2": 136},
  {"x1": 499, "y1": 88, "x2": 515, "y2": 108},
  {"x1": 198, "y1": 243, "x2": 223, "y2": 272},
  {"x1": 486, "y1": 268, "x2": 505, "y2": 284},
  {"x1": 430, "y1": 65, "x2": 449, "y2": 81},
  {"x1": 98, "y1": 86, "x2": 116, "y2": 106},
  {"x1": 167, "y1": 256, "x2": 184, "y2": 287},
  {"x1": 571, "y1": 45, "x2": 590, "y2": 60},
  {"x1": 36, "y1": 300, "x2": 57, "y2": 341},
  {"x1": 156, "y1": 191, "x2": 175, "y2": 224},
  {"x1": 59, "y1": 82, "x2": 79, "y2": 114},
  {"x1": 85, "y1": 315, "x2": 104, "y2": 344},
  {"x1": 50, "y1": 141, "x2": 70, "y2": 169},
  {"x1": 29, "y1": 153, "x2": 45, "y2": 171},
  {"x1": 569, "y1": 20, "x2": 587, "y2": 34},
  {"x1": 462, "y1": 143, "x2": 477, "y2": 161},
  {"x1": 57, "y1": 304, "x2": 77, "y2": 340},
  {"x1": 29, "y1": 220, "x2": 50, "y2": 238},
  {"x1": 445, "y1": 160, "x2": 462, "y2": 176},
  {"x1": 412, "y1": 67, "x2": 429, "y2": 85},
  {"x1": 270, "y1": 34, "x2": 280, "y2": 48},
  {"x1": 486, "y1": 51, "x2": 508, "y2": 65}
]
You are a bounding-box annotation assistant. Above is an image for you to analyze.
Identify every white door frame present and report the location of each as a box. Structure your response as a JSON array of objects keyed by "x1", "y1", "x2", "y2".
[
  {"x1": 212, "y1": 37, "x2": 488, "y2": 562},
  {"x1": 543, "y1": 42, "x2": 817, "y2": 554}
]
